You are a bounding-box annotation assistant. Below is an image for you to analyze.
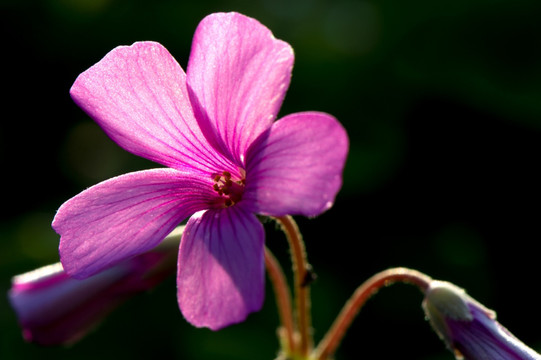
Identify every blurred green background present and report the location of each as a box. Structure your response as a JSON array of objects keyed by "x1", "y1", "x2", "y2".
[{"x1": 1, "y1": 0, "x2": 541, "y2": 359}]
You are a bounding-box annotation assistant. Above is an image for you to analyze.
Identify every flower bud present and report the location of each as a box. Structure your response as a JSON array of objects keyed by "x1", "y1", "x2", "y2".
[
  {"x1": 8, "y1": 228, "x2": 181, "y2": 345},
  {"x1": 423, "y1": 280, "x2": 541, "y2": 360}
]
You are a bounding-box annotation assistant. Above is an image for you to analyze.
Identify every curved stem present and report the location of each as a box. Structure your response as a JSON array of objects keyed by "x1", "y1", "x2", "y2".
[
  {"x1": 275, "y1": 216, "x2": 313, "y2": 357},
  {"x1": 313, "y1": 267, "x2": 432, "y2": 360},
  {"x1": 264, "y1": 247, "x2": 295, "y2": 353}
]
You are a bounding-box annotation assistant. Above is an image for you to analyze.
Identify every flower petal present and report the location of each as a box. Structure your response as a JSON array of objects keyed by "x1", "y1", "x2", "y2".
[
  {"x1": 70, "y1": 41, "x2": 233, "y2": 174},
  {"x1": 187, "y1": 12, "x2": 294, "y2": 165},
  {"x1": 244, "y1": 112, "x2": 349, "y2": 217},
  {"x1": 177, "y1": 206, "x2": 265, "y2": 330},
  {"x1": 54, "y1": 169, "x2": 214, "y2": 278}
]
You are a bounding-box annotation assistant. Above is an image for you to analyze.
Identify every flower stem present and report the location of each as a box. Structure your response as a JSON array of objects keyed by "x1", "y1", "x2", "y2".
[
  {"x1": 312, "y1": 267, "x2": 432, "y2": 360},
  {"x1": 264, "y1": 246, "x2": 295, "y2": 354},
  {"x1": 274, "y1": 216, "x2": 313, "y2": 357}
]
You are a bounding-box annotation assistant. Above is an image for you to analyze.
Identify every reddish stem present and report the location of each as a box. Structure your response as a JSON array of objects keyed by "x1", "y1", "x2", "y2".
[
  {"x1": 264, "y1": 247, "x2": 295, "y2": 353},
  {"x1": 313, "y1": 267, "x2": 432, "y2": 360},
  {"x1": 275, "y1": 216, "x2": 313, "y2": 356}
]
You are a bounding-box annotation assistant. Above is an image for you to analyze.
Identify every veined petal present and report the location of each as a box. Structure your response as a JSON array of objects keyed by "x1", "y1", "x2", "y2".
[
  {"x1": 244, "y1": 112, "x2": 349, "y2": 217},
  {"x1": 187, "y1": 12, "x2": 294, "y2": 165},
  {"x1": 54, "y1": 169, "x2": 214, "y2": 278},
  {"x1": 70, "y1": 41, "x2": 234, "y2": 174},
  {"x1": 177, "y1": 206, "x2": 265, "y2": 330}
]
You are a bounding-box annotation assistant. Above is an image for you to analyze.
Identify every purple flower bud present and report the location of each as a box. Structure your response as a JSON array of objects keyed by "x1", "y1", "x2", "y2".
[
  {"x1": 423, "y1": 280, "x2": 541, "y2": 360},
  {"x1": 8, "y1": 229, "x2": 180, "y2": 345}
]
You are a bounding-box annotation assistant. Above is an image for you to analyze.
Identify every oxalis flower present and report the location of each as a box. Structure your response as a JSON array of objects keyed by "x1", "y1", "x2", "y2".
[{"x1": 54, "y1": 12, "x2": 348, "y2": 330}]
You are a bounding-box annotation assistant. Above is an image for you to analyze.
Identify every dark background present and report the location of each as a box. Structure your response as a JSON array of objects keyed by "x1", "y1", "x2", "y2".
[{"x1": 1, "y1": 0, "x2": 540, "y2": 359}]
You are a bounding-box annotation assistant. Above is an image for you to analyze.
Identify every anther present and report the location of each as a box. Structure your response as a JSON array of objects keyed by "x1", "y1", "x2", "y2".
[{"x1": 211, "y1": 170, "x2": 245, "y2": 208}]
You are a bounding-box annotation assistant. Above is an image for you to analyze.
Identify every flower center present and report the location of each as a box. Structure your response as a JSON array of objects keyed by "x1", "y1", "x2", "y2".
[{"x1": 212, "y1": 171, "x2": 245, "y2": 207}]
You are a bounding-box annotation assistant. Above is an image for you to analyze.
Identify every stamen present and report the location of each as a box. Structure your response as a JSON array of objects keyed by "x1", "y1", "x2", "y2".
[{"x1": 211, "y1": 170, "x2": 245, "y2": 207}]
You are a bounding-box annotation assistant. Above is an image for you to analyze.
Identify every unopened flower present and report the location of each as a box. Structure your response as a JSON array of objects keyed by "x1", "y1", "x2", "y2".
[
  {"x1": 423, "y1": 280, "x2": 541, "y2": 360},
  {"x1": 54, "y1": 12, "x2": 348, "y2": 330},
  {"x1": 8, "y1": 227, "x2": 180, "y2": 345}
]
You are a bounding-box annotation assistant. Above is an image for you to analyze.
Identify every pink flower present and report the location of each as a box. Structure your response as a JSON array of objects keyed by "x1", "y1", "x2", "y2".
[
  {"x1": 54, "y1": 12, "x2": 348, "y2": 330},
  {"x1": 8, "y1": 228, "x2": 179, "y2": 345}
]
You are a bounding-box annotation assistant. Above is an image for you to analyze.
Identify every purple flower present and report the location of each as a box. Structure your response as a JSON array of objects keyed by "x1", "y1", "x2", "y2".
[
  {"x1": 423, "y1": 281, "x2": 541, "y2": 360},
  {"x1": 54, "y1": 12, "x2": 348, "y2": 330},
  {"x1": 8, "y1": 227, "x2": 180, "y2": 345}
]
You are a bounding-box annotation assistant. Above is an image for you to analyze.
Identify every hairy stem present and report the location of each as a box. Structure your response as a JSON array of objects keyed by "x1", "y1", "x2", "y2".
[
  {"x1": 275, "y1": 216, "x2": 313, "y2": 357},
  {"x1": 264, "y1": 247, "x2": 295, "y2": 353}
]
